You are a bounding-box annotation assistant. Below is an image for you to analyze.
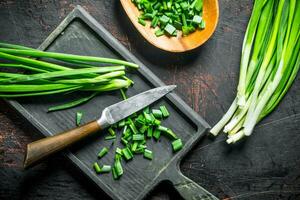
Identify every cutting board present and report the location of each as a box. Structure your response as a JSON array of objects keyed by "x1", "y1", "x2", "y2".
[{"x1": 6, "y1": 6, "x2": 218, "y2": 200}]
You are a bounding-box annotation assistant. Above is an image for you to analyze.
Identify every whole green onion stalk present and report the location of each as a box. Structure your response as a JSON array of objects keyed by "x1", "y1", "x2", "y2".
[
  {"x1": 210, "y1": 0, "x2": 300, "y2": 144},
  {"x1": 0, "y1": 42, "x2": 138, "y2": 110}
]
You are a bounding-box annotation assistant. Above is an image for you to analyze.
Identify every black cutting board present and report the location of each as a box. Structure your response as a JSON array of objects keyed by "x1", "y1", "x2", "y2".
[{"x1": 6, "y1": 6, "x2": 217, "y2": 200}]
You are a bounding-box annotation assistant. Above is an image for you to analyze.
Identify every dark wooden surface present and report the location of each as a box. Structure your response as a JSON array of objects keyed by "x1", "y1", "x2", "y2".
[{"x1": 0, "y1": 1, "x2": 299, "y2": 200}]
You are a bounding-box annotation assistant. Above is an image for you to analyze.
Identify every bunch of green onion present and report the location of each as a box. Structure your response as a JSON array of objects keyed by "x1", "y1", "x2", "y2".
[
  {"x1": 210, "y1": 0, "x2": 300, "y2": 144},
  {"x1": 0, "y1": 42, "x2": 138, "y2": 111},
  {"x1": 93, "y1": 103, "x2": 183, "y2": 179},
  {"x1": 132, "y1": 0, "x2": 205, "y2": 37}
]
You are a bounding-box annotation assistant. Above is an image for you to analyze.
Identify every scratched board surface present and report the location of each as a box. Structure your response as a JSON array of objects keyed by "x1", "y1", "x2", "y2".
[{"x1": 0, "y1": 0, "x2": 300, "y2": 200}]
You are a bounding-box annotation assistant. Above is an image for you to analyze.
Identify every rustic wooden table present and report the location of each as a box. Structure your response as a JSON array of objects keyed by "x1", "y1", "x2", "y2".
[{"x1": 0, "y1": 1, "x2": 300, "y2": 200}]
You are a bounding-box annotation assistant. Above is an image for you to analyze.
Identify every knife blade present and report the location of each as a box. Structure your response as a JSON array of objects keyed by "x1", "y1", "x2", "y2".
[
  {"x1": 24, "y1": 85, "x2": 176, "y2": 168},
  {"x1": 97, "y1": 85, "x2": 176, "y2": 128}
]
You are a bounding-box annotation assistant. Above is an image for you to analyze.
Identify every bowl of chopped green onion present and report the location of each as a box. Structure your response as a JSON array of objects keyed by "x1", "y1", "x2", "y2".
[{"x1": 120, "y1": 0, "x2": 219, "y2": 52}]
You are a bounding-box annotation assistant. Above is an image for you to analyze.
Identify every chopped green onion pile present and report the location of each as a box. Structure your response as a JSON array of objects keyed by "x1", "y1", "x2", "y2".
[
  {"x1": 210, "y1": 0, "x2": 300, "y2": 144},
  {"x1": 132, "y1": 0, "x2": 205, "y2": 37},
  {"x1": 93, "y1": 104, "x2": 183, "y2": 179},
  {"x1": 0, "y1": 42, "x2": 138, "y2": 111}
]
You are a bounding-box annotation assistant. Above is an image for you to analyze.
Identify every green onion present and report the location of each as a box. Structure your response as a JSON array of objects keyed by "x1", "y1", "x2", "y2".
[
  {"x1": 118, "y1": 119, "x2": 126, "y2": 128},
  {"x1": 0, "y1": 48, "x2": 139, "y2": 69},
  {"x1": 0, "y1": 63, "x2": 48, "y2": 73},
  {"x1": 0, "y1": 42, "x2": 137, "y2": 110},
  {"x1": 98, "y1": 147, "x2": 109, "y2": 158},
  {"x1": 155, "y1": 29, "x2": 165, "y2": 37},
  {"x1": 160, "y1": 105, "x2": 170, "y2": 117},
  {"x1": 116, "y1": 147, "x2": 123, "y2": 155},
  {"x1": 48, "y1": 92, "x2": 99, "y2": 112},
  {"x1": 104, "y1": 135, "x2": 116, "y2": 140},
  {"x1": 210, "y1": 0, "x2": 300, "y2": 144},
  {"x1": 143, "y1": 149, "x2": 153, "y2": 160},
  {"x1": 172, "y1": 139, "x2": 183, "y2": 152},
  {"x1": 152, "y1": 109, "x2": 163, "y2": 118},
  {"x1": 131, "y1": 142, "x2": 139, "y2": 152},
  {"x1": 93, "y1": 162, "x2": 101, "y2": 174},
  {"x1": 147, "y1": 126, "x2": 153, "y2": 138},
  {"x1": 0, "y1": 66, "x2": 125, "y2": 84},
  {"x1": 132, "y1": 134, "x2": 145, "y2": 141},
  {"x1": 129, "y1": 123, "x2": 139, "y2": 135},
  {"x1": 120, "y1": 88, "x2": 127, "y2": 100},
  {"x1": 121, "y1": 138, "x2": 128, "y2": 146},
  {"x1": 112, "y1": 166, "x2": 118, "y2": 180},
  {"x1": 158, "y1": 126, "x2": 178, "y2": 140},
  {"x1": 114, "y1": 157, "x2": 123, "y2": 177},
  {"x1": 108, "y1": 127, "x2": 116, "y2": 136},
  {"x1": 164, "y1": 24, "x2": 176, "y2": 35},
  {"x1": 138, "y1": 17, "x2": 146, "y2": 26},
  {"x1": 139, "y1": 124, "x2": 148, "y2": 134},
  {"x1": 122, "y1": 147, "x2": 134, "y2": 161},
  {"x1": 99, "y1": 165, "x2": 111, "y2": 173},
  {"x1": 153, "y1": 129, "x2": 161, "y2": 140},
  {"x1": 132, "y1": 0, "x2": 205, "y2": 37},
  {"x1": 92, "y1": 104, "x2": 183, "y2": 180},
  {"x1": 153, "y1": 119, "x2": 161, "y2": 126},
  {"x1": 76, "y1": 112, "x2": 83, "y2": 126}
]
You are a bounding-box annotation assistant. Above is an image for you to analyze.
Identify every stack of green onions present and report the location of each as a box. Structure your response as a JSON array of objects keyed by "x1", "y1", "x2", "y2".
[
  {"x1": 132, "y1": 0, "x2": 205, "y2": 37},
  {"x1": 210, "y1": 0, "x2": 300, "y2": 144},
  {"x1": 93, "y1": 104, "x2": 183, "y2": 179},
  {"x1": 0, "y1": 42, "x2": 138, "y2": 111}
]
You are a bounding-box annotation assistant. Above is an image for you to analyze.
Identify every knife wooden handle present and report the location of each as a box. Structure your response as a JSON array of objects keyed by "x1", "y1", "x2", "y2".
[{"x1": 23, "y1": 120, "x2": 101, "y2": 169}]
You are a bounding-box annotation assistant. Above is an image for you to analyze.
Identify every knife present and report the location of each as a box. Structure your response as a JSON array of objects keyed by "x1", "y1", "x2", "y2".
[{"x1": 23, "y1": 85, "x2": 176, "y2": 168}]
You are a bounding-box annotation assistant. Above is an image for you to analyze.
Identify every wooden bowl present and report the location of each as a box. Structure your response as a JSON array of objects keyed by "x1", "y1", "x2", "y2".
[{"x1": 120, "y1": 0, "x2": 219, "y2": 52}]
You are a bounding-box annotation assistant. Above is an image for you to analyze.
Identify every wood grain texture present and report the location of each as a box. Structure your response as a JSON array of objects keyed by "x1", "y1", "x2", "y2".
[
  {"x1": 0, "y1": 0, "x2": 300, "y2": 200},
  {"x1": 120, "y1": 0, "x2": 219, "y2": 52},
  {"x1": 24, "y1": 120, "x2": 101, "y2": 169}
]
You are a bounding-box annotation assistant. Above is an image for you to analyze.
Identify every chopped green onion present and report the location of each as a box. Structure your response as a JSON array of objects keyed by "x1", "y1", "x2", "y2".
[
  {"x1": 160, "y1": 105, "x2": 170, "y2": 117},
  {"x1": 116, "y1": 147, "x2": 122, "y2": 155},
  {"x1": 112, "y1": 166, "x2": 118, "y2": 180},
  {"x1": 105, "y1": 135, "x2": 116, "y2": 140},
  {"x1": 139, "y1": 124, "x2": 148, "y2": 134},
  {"x1": 143, "y1": 149, "x2": 153, "y2": 160},
  {"x1": 147, "y1": 126, "x2": 153, "y2": 138},
  {"x1": 143, "y1": 107, "x2": 150, "y2": 113},
  {"x1": 129, "y1": 123, "x2": 139, "y2": 135},
  {"x1": 199, "y1": 20, "x2": 206, "y2": 29},
  {"x1": 152, "y1": 109, "x2": 163, "y2": 118},
  {"x1": 158, "y1": 126, "x2": 178, "y2": 140},
  {"x1": 121, "y1": 138, "x2": 128, "y2": 146},
  {"x1": 132, "y1": 134, "x2": 145, "y2": 141},
  {"x1": 98, "y1": 147, "x2": 108, "y2": 158},
  {"x1": 114, "y1": 157, "x2": 123, "y2": 177},
  {"x1": 76, "y1": 112, "x2": 83, "y2": 126},
  {"x1": 192, "y1": 15, "x2": 202, "y2": 24},
  {"x1": 153, "y1": 129, "x2": 161, "y2": 140},
  {"x1": 172, "y1": 139, "x2": 183, "y2": 152},
  {"x1": 131, "y1": 142, "x2": 139, "y2": 152},
  {"x1": 155, "y1": 29, "x2": 164, "y2": 37},
  {"x1": 138, "y1": 17, "x2": 146, "y2": 26},
  {"x1": 99, "y1": 165, "x2": 111, "y2": 173},
  {"x1": 91, "y1": 104, "x2": 183, "y2": 180},
  {"x1": 122, "y1": 147, "x2": 134, "y2": 161},
  {"x1": 108, "y1": 127, "x2": 116, "y2": 136},
  {"x1": 93, "y1": 162, "x2": 101, "y2": 174},
  {"x1": 164, "y1": 24, "x2": 176, "y2": 35},
  {"x1": 118, "y1": 119, "x2": 126, "y2": 128},
  {"x1": 153, "y1": 119, "x2": 161, "y2": 126}
]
